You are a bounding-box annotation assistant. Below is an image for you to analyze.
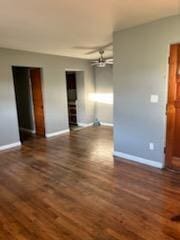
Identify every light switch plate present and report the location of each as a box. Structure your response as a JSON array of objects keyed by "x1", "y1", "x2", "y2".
[
  {"x1": 149, "y1": 143, "x2": 154, "y2": 151},
  {"x1": 150, "y1": 95, "x2": 159, "y2": 103}
]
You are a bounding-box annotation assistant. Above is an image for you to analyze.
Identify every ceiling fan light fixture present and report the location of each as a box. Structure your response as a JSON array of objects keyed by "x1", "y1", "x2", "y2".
[{"x1": 97, "y1": 62, "x2": 106, "y2": 67}]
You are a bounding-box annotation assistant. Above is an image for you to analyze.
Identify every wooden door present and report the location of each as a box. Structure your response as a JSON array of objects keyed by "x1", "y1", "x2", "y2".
[
  {"x1": 166, "y1": 44, "x2": 180, "y2": 170},
  {"x1": 30, "y1": 68, "x2": 45, "y2": 137}
]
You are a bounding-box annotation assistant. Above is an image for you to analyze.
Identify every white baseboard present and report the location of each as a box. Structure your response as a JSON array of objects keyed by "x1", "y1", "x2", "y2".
[
  {"x1": 78, "y1": 122, "x2": 93, "y2": 127},
  {"x1": 46, "y1": 129, "x2": 70, "y2": 138},
  {"x1": 78, "y1": 122, "x2": 113, "y2": 127},
  {"x1": 113, "y1": 151, "x2": 164, "y2": 169},
  {"x1": 0, "y1": 142, "x2": 21, "y2": 151},
  {"x1": 101, "y1": 122, "x2": 114, "y2": 127},
  {"x1": 20, "y1": 128, "x2": 35, "y2": 134}
]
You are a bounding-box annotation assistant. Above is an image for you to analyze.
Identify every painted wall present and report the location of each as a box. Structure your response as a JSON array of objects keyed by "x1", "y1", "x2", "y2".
[
  {"x1": 0, "y1": 48, "x2": 95, "y2": 147},
  {"x1": 76, "y1": 71, "x2": 86, "y2": 124},
  {"x1": 113, "y1": 15, "x2": 180, "y2": 165},
  {"x1": 94, "y1": 65, "x2": 113, "y2": 124}
]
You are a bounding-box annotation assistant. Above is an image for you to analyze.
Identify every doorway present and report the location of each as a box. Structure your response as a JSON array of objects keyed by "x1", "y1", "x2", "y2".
[
  {"x1": 66, "y1": 72, "x2": 78, "y2": 129},
  {"x1": 12, "y1": 67, "x2": 45, "y2": 142},
  {"x1": 165, "y1": 44, "x2": 180, "y2": 171}
]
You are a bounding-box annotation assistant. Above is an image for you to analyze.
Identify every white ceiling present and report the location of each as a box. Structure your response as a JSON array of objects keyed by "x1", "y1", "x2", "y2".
[{"x1": 0, "y1": 0, "x2": 179, "y2": 59}]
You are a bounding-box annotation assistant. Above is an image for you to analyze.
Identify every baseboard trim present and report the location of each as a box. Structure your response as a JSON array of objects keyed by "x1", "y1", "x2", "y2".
[
  {"x1": 46, "y1": 129, "x2": 70, "y2": 138},
  {"x1": 78, "y1": 122, "x2": 93, "y2": 127},
  {"x1": 113, "y1": 151, "x2": 164, "y2": 169},
  {"x1": 0, "y1": 142, "x2": 21, "y2": 151},
  {"x1": 101, "y1": 122, "x2": 114, "y2": 127},
  {"x1": 20, "y1": 128, "x2": 36, "y2": 134}
]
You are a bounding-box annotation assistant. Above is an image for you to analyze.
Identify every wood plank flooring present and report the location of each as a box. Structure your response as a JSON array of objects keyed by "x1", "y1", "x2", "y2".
[{"x1": 0, "y1": 126, "x2": 180, "y2": 239}]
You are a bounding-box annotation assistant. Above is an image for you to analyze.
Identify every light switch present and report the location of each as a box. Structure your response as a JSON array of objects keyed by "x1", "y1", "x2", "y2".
[
  {"x1": 150, "y1": 95, "x2": 159, "y2": 103},
  {"x1": 149, "y1": 143, "x2": 154, "y2": 151}
]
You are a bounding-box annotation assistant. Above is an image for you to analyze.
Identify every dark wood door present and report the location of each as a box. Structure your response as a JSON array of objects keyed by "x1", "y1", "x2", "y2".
[
  {"x1": 30, "y1": 68, "x2": 45, "y2": 137},
  {"x1": 166, "y1": 44, "x2": 180, "y2": 170}
]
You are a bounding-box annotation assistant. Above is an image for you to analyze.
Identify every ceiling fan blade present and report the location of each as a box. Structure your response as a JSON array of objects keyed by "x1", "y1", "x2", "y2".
[
  {"x1": 91, "y1": 60, "x2": 99, "y2": 63},
  {"x1": 86, "y1": 49, "x2": 113, "y2": 55},
  {"x1": 106, "y1": 60, "x2": 113, "y2": 63},
  {"x1": 85, "y1": 42, "x2": 113, "y2": 55},
  {"x1": 105, "y1": 58, "x2": 113, "y2": 61},
  {"x1": 106, "y1": 62, "x2": 113, "y2": 65},
  {"x1": 86, "y1": 49, "x2": 100, "y2": 55},
  {"x1": 74, "y1": 42, "x2": 112, "y2": 52},
  {"x1": 73, "y1": 46, "x2": 98, "y2": 50},
  {"x1": 102, "y1": 42, "x2": 113, "y2": 49}
]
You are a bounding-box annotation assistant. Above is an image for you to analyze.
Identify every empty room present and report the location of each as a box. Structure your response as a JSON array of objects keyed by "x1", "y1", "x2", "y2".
[{"x1": 0, "y1": 0, "x2": 180, "y2": 239}]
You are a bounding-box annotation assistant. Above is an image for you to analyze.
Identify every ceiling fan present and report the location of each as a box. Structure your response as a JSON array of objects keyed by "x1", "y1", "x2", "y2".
[
  {"x1": 74, "y1": 43, "x2": 112, "y2": 55},
  {"x1": 90, "y1": 50, "x2": 113, "y2": 67}
]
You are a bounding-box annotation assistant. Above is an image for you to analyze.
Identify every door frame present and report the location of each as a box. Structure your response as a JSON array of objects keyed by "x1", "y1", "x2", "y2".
[
  {"x1": 65, "y1": 69, "x2": 85, "y2": 128},
  {"x1": 30, "y1": 67, "x2": 46, "y2": 137},
  {"x1": 165, "y1": 43, "x2": 179, "y2": 169},
  {"x1": 12, "y1": 66, "x2": 46, "y2": 140},
  {"x1": 65, "y1": 71, "x2": 78, "y2": 127}
]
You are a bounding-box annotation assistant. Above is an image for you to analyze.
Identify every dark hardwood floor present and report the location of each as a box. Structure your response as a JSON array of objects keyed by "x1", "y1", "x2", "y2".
[{"x1": 0, "y1": 126, "x2": 180, "y2": 239}]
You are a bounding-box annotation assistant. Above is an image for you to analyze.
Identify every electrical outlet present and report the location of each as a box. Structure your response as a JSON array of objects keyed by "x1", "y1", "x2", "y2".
[{"x1": 149, "y1": 143, "x2": 154, "y2": 151}]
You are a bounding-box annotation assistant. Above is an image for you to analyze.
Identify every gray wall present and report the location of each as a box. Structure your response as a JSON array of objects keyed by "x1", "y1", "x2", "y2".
[
  {"x1": 13, "y1": 67, "x2": 35, "y2": 132},
  {"x1": 94, "y1": 65, "x2": 113, "y2": 124},
  {"x1": 0, "y1": 48, "x2": 95, "y2": 146},
  {"x1": 113, "y1": 15, "x2": 180, "y2": 164},
  {"x1": 76, "y1": 71, "x2": 86, "y2": 124}
]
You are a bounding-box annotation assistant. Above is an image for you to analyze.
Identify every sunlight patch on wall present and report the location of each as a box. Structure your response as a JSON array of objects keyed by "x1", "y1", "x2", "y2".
[{"x1": 89, "y1": 93, "x2": 113, "y2": 105}]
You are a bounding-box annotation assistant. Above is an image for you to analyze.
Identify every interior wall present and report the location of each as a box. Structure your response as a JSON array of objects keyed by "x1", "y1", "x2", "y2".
[
  {"x1": 113, "y1": 15, "x2": 180, "y2": 165},
  {"x1": 76, "y1": 71, "x2": 86, "y2": 124},
  {"x1": 94, "y1": 65, "x2": 113, "y2": 124},
  {"x1": 0, "y1": 48, "x2": 95, "y2": 147},
  {"x1": 13, "y1": 67, "x2": 35, "y2": 132}
]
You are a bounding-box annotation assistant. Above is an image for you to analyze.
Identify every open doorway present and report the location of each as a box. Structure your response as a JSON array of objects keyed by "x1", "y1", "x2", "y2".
[
  {"x1": 12, "y1": 67, "x2": 45, "y2": 143},
  {"x1": 165, "y1": 44, "x2": 180, "y2": 171},
  {"x1": 66, "y1": 72, "x2": 78, "y2": 130}
]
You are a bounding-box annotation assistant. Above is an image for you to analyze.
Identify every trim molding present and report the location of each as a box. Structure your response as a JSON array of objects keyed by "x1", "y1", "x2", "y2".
[
  {"x1": 0, "y1": 142, "x2": 21, "y2": 151},
  {"x1": 46, "y1": 129, "x2": 70, "y2": 138},
  {"x1": 113, "y1": 151, "x2": 164, "y2": 169},
  {"x1": 78, "y1": 122, "x2": 93, "y2": 127},
  {"x1": 101, "y1": 122, "x2": 114, "y2": 127}
]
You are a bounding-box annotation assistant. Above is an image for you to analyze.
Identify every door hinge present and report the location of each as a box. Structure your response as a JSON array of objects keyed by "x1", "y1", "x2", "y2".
[
  {"x1": 164, "y1": 147, "x2": 167, "y2": 154},
  {"x1": 168, "y1": 56, "x2": 170, "y2": 65},
  {"x1": 166, "y1": 104, "x2": 168, "y2": 115}
]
